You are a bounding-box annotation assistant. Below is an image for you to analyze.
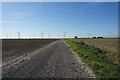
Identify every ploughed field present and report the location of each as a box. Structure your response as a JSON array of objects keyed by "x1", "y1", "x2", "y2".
[
  {"x1": 2, "y1": 40, "x2": 96, "y2": 78},
  {"x1": 2, "y1": 39, "x2": 58, "y2": 70}
]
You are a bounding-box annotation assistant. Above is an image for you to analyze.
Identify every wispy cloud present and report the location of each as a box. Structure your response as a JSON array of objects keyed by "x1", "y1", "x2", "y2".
[{"x1": 14, "y1": 12, "x2": 34, "y2": 17}]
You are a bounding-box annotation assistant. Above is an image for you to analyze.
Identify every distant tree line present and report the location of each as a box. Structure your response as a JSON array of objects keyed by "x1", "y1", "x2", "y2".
[
  {"x1": 74, "y1": 36, "x2": 104, "y2": 39},
  {"x1": 92, "y1": 36, "x2": 104, "y2": 39}
]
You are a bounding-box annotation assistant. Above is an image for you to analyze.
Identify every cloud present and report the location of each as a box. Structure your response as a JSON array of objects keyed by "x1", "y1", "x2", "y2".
[{"x1": 14, "y1": 12, "x2": 34, "y2": 17}]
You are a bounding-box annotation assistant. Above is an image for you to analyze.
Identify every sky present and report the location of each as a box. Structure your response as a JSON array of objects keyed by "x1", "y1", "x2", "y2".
[{"x1": 2, "y1": 2, "x2": 118, "y2": 38}]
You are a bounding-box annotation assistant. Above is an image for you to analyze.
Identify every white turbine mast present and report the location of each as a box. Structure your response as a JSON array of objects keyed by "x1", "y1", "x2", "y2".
[
  {"x1": 17, "y1": 32, "x2": 20, "y2": 39},
  {"x1": 41, "y1": 31, "x2": 44, "y2": 38},
  {"x1": 63, "y1": 32, "x2": 67, "y2": 39}
]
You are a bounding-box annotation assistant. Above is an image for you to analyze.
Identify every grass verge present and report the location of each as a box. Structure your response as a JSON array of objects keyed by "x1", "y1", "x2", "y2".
[{"x1": 65, "y1": 39, "x2": 120, "y2": 78}]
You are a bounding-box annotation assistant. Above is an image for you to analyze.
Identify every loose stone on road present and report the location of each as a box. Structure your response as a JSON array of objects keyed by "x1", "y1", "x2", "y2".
[{"x1": 3, "y1": 40, "x2": 96, "y2": 78}]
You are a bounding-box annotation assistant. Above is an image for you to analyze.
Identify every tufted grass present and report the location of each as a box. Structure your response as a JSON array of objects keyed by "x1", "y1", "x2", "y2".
[{"x1": 65, "y1": 39, "x2": 120, "y2": 78}]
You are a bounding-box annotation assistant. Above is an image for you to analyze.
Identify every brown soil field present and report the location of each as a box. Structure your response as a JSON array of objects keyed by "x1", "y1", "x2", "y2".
[
  {"x1": 2, "y1": 39, "x2": 58, "y2": 66},
  {"x1": 71, "y1": 38, "x2": 118, "y2": 54},
  {"x1": 3, "y1": 40, "x2": 95, "y2": 78}
]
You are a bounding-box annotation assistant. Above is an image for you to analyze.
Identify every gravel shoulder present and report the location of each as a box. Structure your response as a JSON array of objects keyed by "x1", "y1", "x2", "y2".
[{"x1": 3, "y1": 40, "x2": 96, "y2": 78}]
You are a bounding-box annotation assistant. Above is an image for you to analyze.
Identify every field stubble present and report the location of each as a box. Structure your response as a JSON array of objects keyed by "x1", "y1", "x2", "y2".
[{"x1": 71, "y1": 38, "x2": 118, "y2": 54}]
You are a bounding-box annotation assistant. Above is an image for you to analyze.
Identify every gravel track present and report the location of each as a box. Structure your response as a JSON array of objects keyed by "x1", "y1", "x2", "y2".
[
  {"x1": 2, "y1": 40, "x2": 96, "y2": 78},
  {"x1": 2, "y1": 39, "x2": 57, "y2": 71}
]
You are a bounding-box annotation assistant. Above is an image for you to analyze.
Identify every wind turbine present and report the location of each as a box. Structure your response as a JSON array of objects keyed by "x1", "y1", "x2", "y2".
[
  {"x1": 17, "y1": 32, "x2": 20, "y2": 39},
  {"x1": 6, "y1": 35, "x2": 7, "y2": 39},
  {"x1": 41, "y1": 31, "x2": 44, "y2": 39},
  {"x1": 87, "y1": 32, "x2": 92, "y2": 38},
  {"x1": 109, "y1": 32, "x2": 112, "y2": 38},
  {"x1": 63, "y1": 32, "x2": 67, "y2": 39}
]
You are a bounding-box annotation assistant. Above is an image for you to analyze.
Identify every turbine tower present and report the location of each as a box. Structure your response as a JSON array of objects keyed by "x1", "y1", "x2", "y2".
[
  {"x1": 6, "y1": 35, "x2": 7, "y2": 39},
  {"x1": 41, "y1": 31, "x2": 44, "y2": 38},
  {"x1": 109, "y1": 32, "x2": 112, "y2": 38},
  {"x1": 63, "y1": 32, "x2": 67, "y2": 39},
  {"x1": 18, "y1": 32, "x2": 20, "y2": 39}
]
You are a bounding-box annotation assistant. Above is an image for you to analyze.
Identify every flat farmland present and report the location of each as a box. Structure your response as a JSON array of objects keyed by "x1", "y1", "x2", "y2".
[
  {"x1": 70, "y1": 38, "x2": 118, "y2": 54},
  {"x1": 65, "y1": 39, "x2": 120, "y2": 78},
  {"x1": 2, "y1": 39, "x2": 58, "y2": 70},
  {"x1": 68, "y1": 38, "x2": 119, "y2": 65}
]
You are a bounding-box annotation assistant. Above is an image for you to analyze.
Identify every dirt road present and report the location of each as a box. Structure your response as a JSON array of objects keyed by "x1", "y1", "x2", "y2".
[
  {"x1": 2, "y1": 39, "x2": 57, "y2": 63},
  {"x1": 2, "y1": 39, "x2": 57, "y2": 71},
  {"x1": 3, "y1": 40, "x2": 95, "y2": 78}
]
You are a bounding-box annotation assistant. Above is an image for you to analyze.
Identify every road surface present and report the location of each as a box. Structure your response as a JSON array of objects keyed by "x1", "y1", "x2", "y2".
[{"x1": 3, "y1": 40, "x2": 95, "y2": 78}]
